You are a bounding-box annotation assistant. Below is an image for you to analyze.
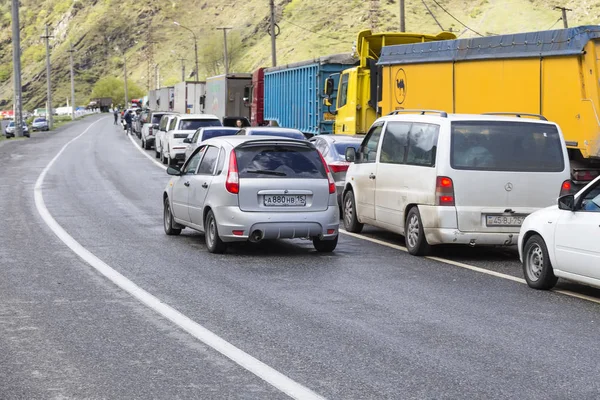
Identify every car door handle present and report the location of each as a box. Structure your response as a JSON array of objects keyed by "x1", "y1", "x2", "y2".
[
  {"x1": 202, "y1": 182, "x2": 208, "y2": 189},
  {"x1": 369, "y1": 173, "x2": 376, "y2": 180},
  {"x1": 184, "y1": 181, "x2": 190, "y2": 187}
]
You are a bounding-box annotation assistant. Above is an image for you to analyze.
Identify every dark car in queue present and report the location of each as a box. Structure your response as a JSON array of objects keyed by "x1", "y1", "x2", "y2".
[{"x1": 310, "y1": 134, "x2": 363, "y2": 208}]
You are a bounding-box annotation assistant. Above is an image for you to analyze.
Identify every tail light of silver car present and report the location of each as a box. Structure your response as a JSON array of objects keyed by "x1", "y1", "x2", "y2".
[
  {"x1": 225, "y1": 149, "x2": 240, "y2": 194},
  {"x1": 317, "y1": 152, "x2": 337, "y2": 194},
  {"x1": 559, "y1": 180, "x2": 574, "y2": 196},
  {"x1": 435, "y1": 176, "x2": 455, "y2": 206},
  {"x1": 328, "y1": 161, "x2": 350, "y2": 173}
]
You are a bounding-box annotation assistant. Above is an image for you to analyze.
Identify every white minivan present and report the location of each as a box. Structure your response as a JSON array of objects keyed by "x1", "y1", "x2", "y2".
[{"x1": 342, "y1": 111, "x2": 572, "y2": 256}]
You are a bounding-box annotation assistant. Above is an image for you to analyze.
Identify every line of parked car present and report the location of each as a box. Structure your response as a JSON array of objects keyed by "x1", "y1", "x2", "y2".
[{"x1": 124, "y1": 108, "x2": 600, "y2": 293}]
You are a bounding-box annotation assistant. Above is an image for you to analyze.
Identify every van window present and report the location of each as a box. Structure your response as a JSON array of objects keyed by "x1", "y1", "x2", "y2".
[
  {"x1": 359, "y1": 124, "x2": 383, "y2": 163},
  {"x1": 405, "y1": 123, "x2": 439, "y2": 167},
  {"x1": 337, "y1": 74, "x2": 349, "y2": 108},
  {"x1": 451, "y1": 121, "x2": 564, "y2": 172},
  {"x1": 380, "y1": 122, "x2": 410, "y2": 164}
]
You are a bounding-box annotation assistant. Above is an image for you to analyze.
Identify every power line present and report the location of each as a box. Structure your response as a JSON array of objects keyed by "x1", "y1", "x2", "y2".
[
  {"x1": 548, "y1": 17, "x2": 562, "y2": 30},
  {"x1": 421, "y1": 0, "x2": 445, "y2": 31},
  {"x1": 429, "y1": 0, "x2": 486, "y2": 37},
  {"x1": 282, "y1": 20, "x2": 348, "y2": 45}
]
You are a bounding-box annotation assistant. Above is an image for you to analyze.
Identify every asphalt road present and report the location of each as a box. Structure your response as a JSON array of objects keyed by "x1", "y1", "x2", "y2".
[{"x1": 2, "y1": 115, "x2": 600, "y2": 399}]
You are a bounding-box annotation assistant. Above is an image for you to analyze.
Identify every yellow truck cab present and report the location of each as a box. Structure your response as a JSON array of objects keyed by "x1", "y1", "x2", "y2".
[
  {"x1": 377, "y1": 26, "x2": 600, "y2": 185},
  {"x1": 323, "y1": 30, "x2": 455, "y2": 136}
]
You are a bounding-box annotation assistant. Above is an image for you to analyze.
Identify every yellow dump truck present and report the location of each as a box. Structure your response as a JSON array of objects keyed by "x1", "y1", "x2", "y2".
[
  {"x1": 377, "y1": 25, "x2": 600, "y2": 185},
  {"x1": 323, "y1": 30, "x2": 456, "y2": 136}
]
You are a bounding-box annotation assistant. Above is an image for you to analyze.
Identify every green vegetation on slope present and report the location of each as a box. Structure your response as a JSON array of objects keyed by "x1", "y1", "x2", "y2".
[{"x1": 0, "y1": 0, "x2": 598, "y2": 110}]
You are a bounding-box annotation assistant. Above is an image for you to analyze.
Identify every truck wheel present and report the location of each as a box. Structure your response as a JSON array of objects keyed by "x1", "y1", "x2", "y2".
[{"x1": 405, "y1": 207, "x2": 431, "y2": 256}]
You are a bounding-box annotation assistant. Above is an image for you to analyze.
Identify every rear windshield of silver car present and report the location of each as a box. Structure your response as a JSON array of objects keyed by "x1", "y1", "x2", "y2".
[
  {"x1": 450, "y1": 121, "x2": 564, "y2": 172},
  {"x1": 235, "y1": 145, "x2": 326, "y2": 179},
  {"x1": 178, "y1": 119, "x2": 221, "y2": 131}
]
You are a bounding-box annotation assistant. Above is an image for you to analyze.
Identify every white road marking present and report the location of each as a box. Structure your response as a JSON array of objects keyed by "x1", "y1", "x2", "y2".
[
  {"x1": 127, "y1": 131, "x2": 167, "y2": 170},
  {"x1": 35, "y1": 118, "x2": 325, "y2": 400},
  {"x1": 340, "y1": 230, "x2": 600, "y2": 302}
]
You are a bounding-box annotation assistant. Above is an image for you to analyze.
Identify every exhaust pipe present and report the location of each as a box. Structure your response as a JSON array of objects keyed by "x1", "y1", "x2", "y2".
[{"x1": 249, "y1": 230, "x2": 263, "y2": 243}]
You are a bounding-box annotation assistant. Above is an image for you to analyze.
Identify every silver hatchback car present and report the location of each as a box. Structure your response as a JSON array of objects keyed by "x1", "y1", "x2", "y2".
[{"x1": 163, "y1": 136, "x2": 340, "y2": 253}]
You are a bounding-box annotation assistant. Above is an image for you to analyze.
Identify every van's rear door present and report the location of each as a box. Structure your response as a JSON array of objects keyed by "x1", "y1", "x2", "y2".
[
  {"x1": 449, "y1": 120, "x2": 569, "y2": 233},
  {"x1": 236, "y1": 140, "x2": 330, "y2": 212}
]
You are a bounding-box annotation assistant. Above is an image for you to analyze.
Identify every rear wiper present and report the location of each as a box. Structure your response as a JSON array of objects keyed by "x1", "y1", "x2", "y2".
[{"x1": 245, "y1": 169, "x2": 287, "y2": 176}]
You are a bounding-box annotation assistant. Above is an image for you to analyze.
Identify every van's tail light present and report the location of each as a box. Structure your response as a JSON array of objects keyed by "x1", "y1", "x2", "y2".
[
  {"x1": 560, "y1": 180, "x2": 573, "y2": 196},
  {"x1": 572, "y1": 170, "x2": 599, "y2": 182},
  {"x1": 317, "y1": 152, "x2": 336, "y2": 194},
  {"x1": 149, "y1": 126, "x2": 153, "y2": 136},
  {"x1": 328, "y1": 161, "x2": 350, "y2": 173},
  {"x1": 436, "y1": 176, "x2": 455, "y2": 206},
  {"x1": 225, "y1": 149, "x2": 239, "y2": 194}
]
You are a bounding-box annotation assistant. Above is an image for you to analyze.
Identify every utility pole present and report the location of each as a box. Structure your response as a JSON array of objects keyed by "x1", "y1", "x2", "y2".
[
  {"x1": 177, "y1": 57, "x2": 186, "y2": 81},
  {"x1": 41, "y1": 24, "x2": 53, "y2": 130},
  {"x1": 400, "y1": 0, "x2": 406, "y2": 32},
  {"x1": 173, "y1": 22, "x2": 199, "y2": 80},
  {"x1": 11, "y1": 0, "x2": 24, "y2": 137},
  {"x1": 269, "y1": 0, "x2": 277, "y2": 66},
  {"x1": 155, "y1": 63, "x2": 160, "y2": 89},
  {"x1": 554, "y1": 6, "x2": 571, "y2": 28},
  {"x1": 123, "y1": 53, "x2": 129, "y2": 108},
  {"x1": 67, "y1": 43, "x2": 76, "y2": 120},
  {"x1": 216, "y1": 27, "x2": 232, "y2": 75}
]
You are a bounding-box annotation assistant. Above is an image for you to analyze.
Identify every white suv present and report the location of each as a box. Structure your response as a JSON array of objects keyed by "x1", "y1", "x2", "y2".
[
  {"x1": 161, "y1": 114, "x2": 221, "y2": 166},
  {"x1": 155, "y1": 114, "x2": 179, "y2": 161},
  {"x1": 342, "y1": 111, "x2": 571, "y2": 256}
]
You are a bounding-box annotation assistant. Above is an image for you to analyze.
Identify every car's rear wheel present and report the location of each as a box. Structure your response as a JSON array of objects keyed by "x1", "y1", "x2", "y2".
[
  {"x1": 155, "y1": 148, "x2": 160, "y2": 158},
  {"x1": 161, "y1": 151, "x2": 168, "y2": 165},
  {"x1": 205, "y1": 210, "x2": 227, "y2": 254},
  {"x1": 405, "y1": 207, "x2": 431, "y2": 256},
  {"x1": 313, "y1": 235, "x2": 338, "y2": 252},
  {"x1": 343, "y1": 191, "x2": 363, "y2": 233},
  {"x1": 523, "y1": 234, "x2": 557, "y2": 290},
  {"x1": 163, "y1": 198, "x2": 181, "y2": 236}
]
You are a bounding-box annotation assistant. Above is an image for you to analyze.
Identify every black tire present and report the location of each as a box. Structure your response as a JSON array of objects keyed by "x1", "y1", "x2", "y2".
[
  {"x1": 167, "y1": 153, "x2": 175, "y2": 167},
  {"x1": 343, "y1": 191, "x2": 364, "y2": 233},
  {"x1": 313, "y1": 235, "x2": 338, "y2": 252},
  {"x1": 405, "y1": 207, "x2": 431, "y2": 256},
  {"x1": 161, "y1": 151, "x2": 168, "y2": 165},
  {"x1": 204, "y1": 210, "x2": 227, "y2": 254},
  {"x1": 155, "y1": 148, "x2": 160, "y2": 159},
  {"x1": 522, "y1": 234, "x2": 558, "y2": 290},
  {"x1": 163, "y1": 197, "x2": 181, "y2": 236},
  {"x1": 143, "y1": 139, "x2": 150, "y2": 150}
]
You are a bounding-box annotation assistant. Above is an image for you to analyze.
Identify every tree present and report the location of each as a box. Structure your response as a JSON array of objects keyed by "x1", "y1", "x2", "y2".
[
  {"x1": 199, "y1": 31, "x2": 244, "y2": 77},
  {"x1": 90, "y1": 76, "x2": 145, "y2": 107}
]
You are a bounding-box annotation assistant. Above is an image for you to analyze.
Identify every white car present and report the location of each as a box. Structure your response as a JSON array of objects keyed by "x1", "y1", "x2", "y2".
[
  {"x1": 161, "y1": 114, "x2": 222, "y2": 166},
  {"x1": 519, "y1": 176, "x2": 600, "y2": 290},
  {"x1": 142, "y1": 111, "x2": 175, "y2": 150},
  {"x1": 155, "y1": 114, "x2": 179, "y2": 160},
  {"x1": 343, "y1": 111, "x2": 571, "y2": 255},
  {"x1": 183, "y1": 127, "x2": 239, "y2": 161}
]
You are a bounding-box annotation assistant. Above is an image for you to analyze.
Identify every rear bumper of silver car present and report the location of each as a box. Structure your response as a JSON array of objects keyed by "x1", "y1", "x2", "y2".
[{"x1": 213, "y1": 205, "x2": 339, "y2": 242}]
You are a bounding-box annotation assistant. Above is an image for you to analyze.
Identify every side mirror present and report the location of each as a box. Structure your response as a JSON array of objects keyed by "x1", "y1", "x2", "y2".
[
  {"x1": 153, "y1": 123, "x2": 160, "y2": 129},
  {"x1": 199, "y1": 95, "x2": 206, "y2": 106},
  {"x1": 183, "y1": 138, "x2": 191, "y2": 144},
  {"x1": 558, "y1": 194, "x2": 576, "y2": 211},
  {"x1": 324, "y1": 77, "x2": 334, "y2": 96},
  {"x1": 324, "y1": 98, "x2": 333, "y2": 107},
  {"x1": 243, "y1": 86, "x2": 251, "y2": 107},
  {"x1": 345, "y1": 147, "x2": 356, "y2": 163},
  {"x1": 166, "y1": 166, "x2": 181, "y2": 176}
]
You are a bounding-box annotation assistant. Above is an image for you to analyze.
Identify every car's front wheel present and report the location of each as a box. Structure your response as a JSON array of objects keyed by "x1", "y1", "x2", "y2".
[
  {"x1": 523, "y1": 234, "x2": 557, "y2": 290},
  {"x1": 313, "y1": 235, "x2": 338, "y2": 252},
  {"x1": 343, "y1": 191, "x2": 363, "y2": 233},
  {"x1": 163, "y1": 197, "x2": 181, "y2": 236},
  {"x1": 405, "y1": 207, "x2": 431, "y2": 256},
  {"x1": 204, "y1": 210, "x2": 227, "y2": 254}
]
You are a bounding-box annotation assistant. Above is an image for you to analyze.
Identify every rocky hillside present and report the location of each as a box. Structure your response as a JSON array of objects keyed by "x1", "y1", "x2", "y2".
[{"x1": 0, "y1": 0, "x2": 598, "y2": 110}]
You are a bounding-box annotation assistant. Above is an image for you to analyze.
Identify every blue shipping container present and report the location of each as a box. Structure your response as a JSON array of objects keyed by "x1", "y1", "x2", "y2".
[{"x1": 263, "y1": 54, "x2": 358, "y2": 135}]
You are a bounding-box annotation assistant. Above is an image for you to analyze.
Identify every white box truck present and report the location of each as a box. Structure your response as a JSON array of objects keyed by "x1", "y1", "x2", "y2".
[
  {"x1": 173, "y1": 81, "x2": 206, "y2": 114},
  {"x1": 203, "y1": 74, "x2": 251, "y2": 122}
]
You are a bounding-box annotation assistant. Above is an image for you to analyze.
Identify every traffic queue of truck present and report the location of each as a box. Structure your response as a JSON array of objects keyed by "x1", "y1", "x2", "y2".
[{"x1": 145, "y1": 25, "x2": 600, "y2": 188}]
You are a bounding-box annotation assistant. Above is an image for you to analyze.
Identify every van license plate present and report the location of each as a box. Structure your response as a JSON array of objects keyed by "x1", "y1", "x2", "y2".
[
  {"x1": 485, "y1": 215, "x2": 526, "y2": 227},
  {"x1": 264, "y1": 195, "x2": 306, "y2": 206}
]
